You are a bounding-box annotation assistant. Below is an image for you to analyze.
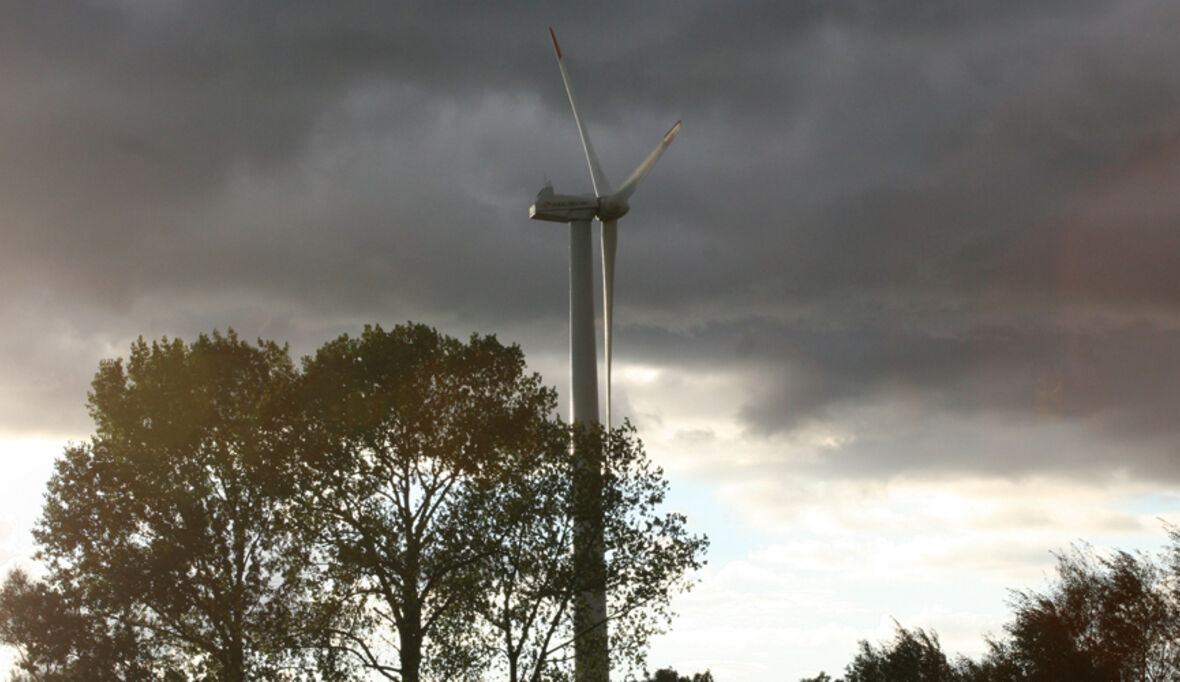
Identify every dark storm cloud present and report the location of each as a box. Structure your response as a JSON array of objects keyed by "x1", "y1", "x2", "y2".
[
  {"x1": 619, "y1": 312, "x2": 1180, "y2": 482},
  {"x1": 655, "y1": 0, "x2": 1180, "y2": 307},
  {"x1": 609, "y1": 0, "x2": 1180, "y2": 480},
  {"x1": 0, "y1": 0, "x2": 686, "y2": 309},
  {"x1": 3, "y1": 0, "x2": 1180, "y2": 481}
]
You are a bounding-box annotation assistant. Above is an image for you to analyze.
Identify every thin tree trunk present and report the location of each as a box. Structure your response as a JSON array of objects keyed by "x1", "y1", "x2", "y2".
[{"x1": 399, "y1": 588, "x2": 423, "y2": 682}]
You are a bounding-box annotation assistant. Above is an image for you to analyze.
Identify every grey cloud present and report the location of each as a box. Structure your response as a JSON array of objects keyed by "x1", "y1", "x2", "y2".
[
  {"x1": 618, "y1": 311, "x2": 1180, "y2": 479},
  {"x1": 3, "y1": 0, "x2": 1180, "y2": 490}
]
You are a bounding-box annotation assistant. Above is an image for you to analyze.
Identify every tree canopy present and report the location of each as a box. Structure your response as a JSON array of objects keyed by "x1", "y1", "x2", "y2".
[
  {"x1": 472, "y1": 424, "x2": 708, "y2": 682},
  {"x1": 9, "y1": 331, "x2": 326, "y2": 681},
  {"x1": 1, "y1": 324, "x2": 708, "y2": 682},
  {"x1": 286, "y1": 324, "x2": 566, "y2": 682},
  {"x1": 644, "y1": 666, "x2": 716, "y2": 682},
  {"x1": 801, "y1": 530, "x2": 1180, "y2": 682}
]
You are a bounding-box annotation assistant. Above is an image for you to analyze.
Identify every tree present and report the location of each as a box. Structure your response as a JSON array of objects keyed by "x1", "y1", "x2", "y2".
[
  {"x1": 842, "y1": 623, "x2": 958, "y2": 682},
  {"x1": 464, "y1": 418, "x2": 574, "y2": 682},
  {"x1": 5, "y1": 322, "x2": 709, "y2": 681},
  {"x1": 16, "y1": 332, "x2": 336, "y2": 681},
  {"x1": 0, "y1": 567, "x2": 155, "y2": 681},
  {"x1": 980, "y1": 543, "x2": 1180, "y2": 681},
  {"x1": 644, "y1": 667, "x2": 715, "y2": 682},
  {"x1": 289, "y1": 323, "x2": 562, "y2": 682},
  {"x1": 801, "y1": 531, "x2": 1180, "y2": 682},
  {"x1": 472, "y1": 424, "x2": 708, "y2": 682}
]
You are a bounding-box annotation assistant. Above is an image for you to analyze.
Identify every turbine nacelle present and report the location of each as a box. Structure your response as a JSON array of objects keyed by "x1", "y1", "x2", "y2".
[
  {"x1": 530, "y1": 185, "x2": 598, "y2": 222},
  {"x1": 530, "y1": 185, "x2": 631, "y2": 223}
]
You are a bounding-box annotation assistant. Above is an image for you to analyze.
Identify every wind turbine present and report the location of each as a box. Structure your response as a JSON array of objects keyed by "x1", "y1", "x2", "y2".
[
  {"x1": 529, "y1": 27, "x2": 680, "y2": 682},
  {"x1": 530, "y1": 27, "x2": 681, "y2": 429}
]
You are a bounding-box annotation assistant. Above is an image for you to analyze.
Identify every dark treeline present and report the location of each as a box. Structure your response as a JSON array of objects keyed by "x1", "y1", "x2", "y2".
[
  {"x1": 802, "y1": 532, "x2": 1180, "y2": 682},
  {"x1": 642, "y1": 668, "x2": 714, "y2": 682},
  {"x1": 0, "y1": 324, "x2": 707, "y2": 682}
]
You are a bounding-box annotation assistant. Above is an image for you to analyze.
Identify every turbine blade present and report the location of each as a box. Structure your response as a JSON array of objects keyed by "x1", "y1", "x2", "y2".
[
  {"x1": 550, "y1": 27, "x2": 611, "y2": 197},
  {"x1": 601, "y1": 218, "x2": 618, "y2": 429},
  {"x1": 611, "y1": 120, "x2": 681, "y2": 204}
]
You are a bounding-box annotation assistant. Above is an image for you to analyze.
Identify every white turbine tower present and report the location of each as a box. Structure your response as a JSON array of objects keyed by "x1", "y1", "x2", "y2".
[{"x1": 529, "y1": 27, "x2": 680, "y2": 682}]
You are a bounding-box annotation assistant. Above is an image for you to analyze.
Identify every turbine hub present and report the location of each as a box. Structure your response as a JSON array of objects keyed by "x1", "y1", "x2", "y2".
[{"x1": 597, "y1": 197, "x2": 630, "y2": 221}]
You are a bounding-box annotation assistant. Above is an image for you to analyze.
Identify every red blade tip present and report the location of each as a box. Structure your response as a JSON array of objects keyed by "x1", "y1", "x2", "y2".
[
  {"x1": 664, "y1": 120, "x2": 682, "y2": 144},
  {"x1": 549, "y1": 27, "x2": 562, "y2": 60}
]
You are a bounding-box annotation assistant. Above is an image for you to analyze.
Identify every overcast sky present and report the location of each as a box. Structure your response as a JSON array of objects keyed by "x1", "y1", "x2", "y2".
[{"x1": 4, "y1": 1, "x2": 1180, "y2": 679}]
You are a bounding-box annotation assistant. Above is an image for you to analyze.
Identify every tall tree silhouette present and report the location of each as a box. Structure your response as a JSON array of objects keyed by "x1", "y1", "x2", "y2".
[
  {"x1": 15, "y1": 332, "x2": 335, "y2": 681},
  {"x1": 985, "y1": 542, "x2": 1180, "y2": 681},
  {"x1": 472, "y1": 423, "x2": 707, "y2": 682},
  {"x1": 3, "y1": 324, "x2": 709, "y2": 681},
  {"x1": 799, "y1": 532, "x2": 1180, "y2": 682},
  {"x1": 290, "y1": 324, "x2": 560, "y2": 682},
  {"x1": 0, "y1": 567, "x2": 155, "y2": 680}
]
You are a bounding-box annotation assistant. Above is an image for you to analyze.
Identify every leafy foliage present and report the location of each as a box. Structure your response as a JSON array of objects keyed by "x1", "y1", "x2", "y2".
[
  {"x1": 843, "y1": 624, "x2": 958, "y2": 682},
  {"x1": 982, "y1": 541, "x2": 1180, "y2": 681},
  {"x1": 12, "y1": 332, "x2": 333, "y2": 681},
  {"x1": 287, "y1": 324, "x2": 562, "y2": 681},
  {"x1": 2, "y1": 324, "x2": 709, "y2": 682},
  {"x1": 0, "y1": 567, "x2": 154, "y2": 681},
  {"x1": 472, "y1": 423, "x2": 708, "y2": 682},
  {"x1": 644, "y1": 666, "x2": 715, "y2": 682},
  {"x1": 801, "y1": 531, "x2": 1180, "y2": 682}
]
